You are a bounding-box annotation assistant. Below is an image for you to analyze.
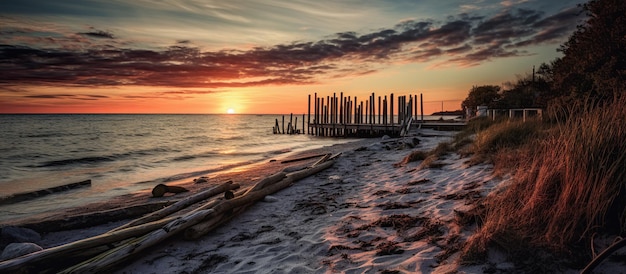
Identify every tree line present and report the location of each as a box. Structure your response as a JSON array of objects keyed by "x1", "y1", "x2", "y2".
[{"x1": 462, "y1": 0, "x2": 625, "y2": 113}]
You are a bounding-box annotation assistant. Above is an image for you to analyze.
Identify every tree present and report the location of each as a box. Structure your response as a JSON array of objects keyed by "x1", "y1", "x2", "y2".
[
  {"x1": 462, "y1": 85, "x2": 501, "y2": 113},
  {"x1": 499, "y1": 70, "x2": 553, "y2": 108},
  {"x1": 552, "y1": 0, "x2": 626, "y2": 99}
]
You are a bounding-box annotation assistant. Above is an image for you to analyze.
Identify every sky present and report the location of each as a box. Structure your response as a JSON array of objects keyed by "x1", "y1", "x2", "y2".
[{"x1": 0, "y1": 0, "x2": 586, "y2": 114}]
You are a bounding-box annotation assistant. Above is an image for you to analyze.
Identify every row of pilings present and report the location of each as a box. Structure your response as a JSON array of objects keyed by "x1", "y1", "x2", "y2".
[{"x1": 307, "y1": 92, "x2": 424, "y2": 137}]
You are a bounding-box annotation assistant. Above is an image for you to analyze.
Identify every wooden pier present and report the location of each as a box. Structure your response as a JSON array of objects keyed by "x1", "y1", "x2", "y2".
[
  {"x1": 272, "y1": 92, "x2": 467, "y2": 137},
  {"x1": 307, "y1": 92, "x2": 420, "y2": 137}
]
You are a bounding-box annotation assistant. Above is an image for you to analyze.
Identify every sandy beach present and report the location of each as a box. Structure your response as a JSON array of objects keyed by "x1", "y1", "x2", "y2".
[{"x1": 3, "y1": 129, "x2": 622, "y2": 273}]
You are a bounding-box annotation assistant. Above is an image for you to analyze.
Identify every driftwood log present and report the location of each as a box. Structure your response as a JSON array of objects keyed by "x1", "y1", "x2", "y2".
[
  {"x1": 0, "y1": 182, "x2": 235, "y2": 273},
  {"x1": 111, "y1": 181, "x2": 239, "y2": 232},
  {"x1": 59, "y1": 160, "x2": 336, "y2": 273},
  {"x1": 280, "y1": 153, "x2": 327, "y2": 164},
  {"x1": 0, "y1": 216, "x2": 178, "y2": 273}
]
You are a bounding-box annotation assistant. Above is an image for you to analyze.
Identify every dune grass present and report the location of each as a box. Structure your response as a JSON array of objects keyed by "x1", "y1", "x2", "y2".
[
  {"x1": 395, "y1": 141, "x2": 453, "y2": 169},
  {"x1": 462, "y1": 95, "x2": 626, "y2": 266}
]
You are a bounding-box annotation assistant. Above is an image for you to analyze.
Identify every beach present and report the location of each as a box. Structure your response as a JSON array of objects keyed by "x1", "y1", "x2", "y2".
[
  {"x1": 1, "y1": 129, "x2": 499, "y2": 272},
  {"x1": 3, "y1": 129, "x2": 620, "y2": 273}
]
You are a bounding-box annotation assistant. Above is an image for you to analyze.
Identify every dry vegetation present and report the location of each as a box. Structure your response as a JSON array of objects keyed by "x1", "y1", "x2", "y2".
[{"x1": 460, "y1": 95, "x2": 626, "y2": 267}]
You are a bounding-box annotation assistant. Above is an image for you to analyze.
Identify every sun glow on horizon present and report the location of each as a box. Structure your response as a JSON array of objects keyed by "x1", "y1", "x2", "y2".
[{"x1": 227, "y1": 108, "x2": 235, "y2": 114}]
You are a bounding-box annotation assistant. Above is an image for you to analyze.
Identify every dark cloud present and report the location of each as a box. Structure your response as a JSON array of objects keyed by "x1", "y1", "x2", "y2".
[
  {"x1": 78, "y1": 30, "x2": 115, "y2": 39},
  {"x1": 162, "y1": 90, "x2": 220, "y2": 95},
  {"x1": 0, "y1": 5, "x2": 583, "y2": 88},
  {"x1": 24, "y1": 94, "x2": 74, "y2": 99},
  {"x1": 23, "y1": 94, "x2": 108, "y2": 100},
  {"x1": 472, "y1": 8, "x2": 542, "y2": 45}
]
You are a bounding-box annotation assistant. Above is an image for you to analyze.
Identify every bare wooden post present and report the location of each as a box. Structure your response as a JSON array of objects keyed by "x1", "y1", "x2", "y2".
[
  {"x1": 333, "y1": 93, "x2": 338, "y2": 136},
  {"x1": 383, "y1": 96, "x2": 387, "y2": 125},
  {"x1": 340, "y1": 92, "x2": 344, "y2": 136},
  {"x1": 365, "y1": 100, "x2": 369, "y2": 124},
  {"x1": 370, "y1": 92, "x2": 376, "y2": 124},
  {"x1": 302, "y1": 114, "x2": 304, "y2": 134},
  {"x1": 347, "y1": 97, "x2": 351, "y2": 125},
  {"x1": 321, "y1": 97, "x2": 325, "y2": 136},
  {"x1": 289, "y1": 113, "x2": 293, "y2": 134},
  {"x1": 390, "y1": 93, "x2": 394, "y2": 125},
  {"x1": 413, "y1": 94, "x2": 418, "y2": 120},
  {"x1": 330, "y1": 96, "x2": 334, "y2": 136},
  {"x1": 313, "y1": 92, "x2": 320, "y2": 136},
  {"x1": 399, "y1": 96, "x2": 403, "y2": 125},
  {"x1": 408, "y1": 96, "x2": 413, "y2": 121},
  {"x1": 340, "y1": 92, "x2": 344, "y2": 124},
  {"x1": 420, "y1": 93, "x2": 424, "y2": 123},
  {"x1": 348, "y1": 96, "x2": 352, "y2": 125},
  {"x1": 307, "y1": 94, "x2": 311, "y2": 135},
  {"x1": 359, "y1": 101, "x2": 364, "y2": 124}
]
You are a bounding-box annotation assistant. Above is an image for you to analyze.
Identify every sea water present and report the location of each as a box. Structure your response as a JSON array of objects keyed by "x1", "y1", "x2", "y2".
[{"x1": 0, "y1": 114, "x2": 356, "y2": 222}]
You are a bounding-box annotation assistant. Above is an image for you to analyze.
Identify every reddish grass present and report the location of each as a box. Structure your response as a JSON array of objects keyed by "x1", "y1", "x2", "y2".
[{"x1": 463, "y1": 95, "x2": 626, "y2": 266}]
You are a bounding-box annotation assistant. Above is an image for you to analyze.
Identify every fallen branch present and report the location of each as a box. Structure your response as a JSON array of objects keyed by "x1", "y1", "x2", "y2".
[
  {"x1": 110, "y1": 181, "x2": 240, "y2": 232},
  {"x1": 244, "y1": 172, "x2": 286, "y2": 194},
  {"x1": 184, "y1": 205, "x2": 249, "y2": 240},
  {"x1": 280, "y1": 153, "x2": 327, "y2": 164},
  {"x1": 581, "y1": 237, "x2": 626, "y2": 274}
]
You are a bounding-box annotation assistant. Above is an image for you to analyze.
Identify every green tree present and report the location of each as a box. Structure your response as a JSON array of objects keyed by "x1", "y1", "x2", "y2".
[
  {"x1": 552, "y1": 0, "x2": 626, "y2": 99},
  {"x1": 462, "y1": 85, "x2": 501, "y2": 113},
  {"x1": 499, "y1": 70, "x2": 553, "y2": 108}
]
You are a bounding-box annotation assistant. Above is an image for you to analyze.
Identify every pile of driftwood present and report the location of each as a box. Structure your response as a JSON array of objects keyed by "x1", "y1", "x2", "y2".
[{"x1": 0, "y1": 153, "x2": 339, "y2": 273}]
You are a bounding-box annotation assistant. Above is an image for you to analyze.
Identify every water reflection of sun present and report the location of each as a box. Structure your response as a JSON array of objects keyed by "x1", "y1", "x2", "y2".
[{"x1": 227, "y1": 108, "x2": 235, "y2": 114}]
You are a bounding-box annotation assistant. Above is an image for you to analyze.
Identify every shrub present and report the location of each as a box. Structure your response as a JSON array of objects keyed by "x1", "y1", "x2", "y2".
[{"x1": 463, "y1": 95, "x2": 626, "y2": 265}]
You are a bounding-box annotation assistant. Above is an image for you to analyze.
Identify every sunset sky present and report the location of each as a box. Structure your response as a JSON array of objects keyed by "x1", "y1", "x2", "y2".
[{"x1": 1, "y1": 0, "x2": 585, "y2": 114}]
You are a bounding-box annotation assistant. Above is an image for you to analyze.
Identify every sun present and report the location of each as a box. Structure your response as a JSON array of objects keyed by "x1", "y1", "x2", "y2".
[{"x1": 226, "y1": 108, "x2": 235, "y2": 114}]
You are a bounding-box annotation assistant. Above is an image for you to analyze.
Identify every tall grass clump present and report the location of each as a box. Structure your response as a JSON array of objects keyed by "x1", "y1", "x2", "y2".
[
  {"x1": 472, "y1": 119, "x2": 543, "y2": 155},
  {"x1": 462, "y1": 118, "x2": 544, "y2": 166},
  {"x1": 453, "y1": 116, "x2": 498, "y2": 147},
  {"x1": 463, "y1": 95, "x2": 626, "y2": 265}
]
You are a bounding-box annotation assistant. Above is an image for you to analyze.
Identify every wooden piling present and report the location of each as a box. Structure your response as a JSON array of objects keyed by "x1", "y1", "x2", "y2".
[
  {"x1": 297, "y1": 92, "x2": 450, "y2": 137},
  {"x1": 390, "y1": 93, "x2": 394, "y2": 125},
  {"x1": 420, "y1": 93, "x2": 424, "y2": 123}
]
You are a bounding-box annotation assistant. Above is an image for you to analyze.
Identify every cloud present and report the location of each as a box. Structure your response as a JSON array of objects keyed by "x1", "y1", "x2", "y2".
[
  {"x1": 23, "y1": 94, "x2": 109, "y2": 100},
  {"x1": 0, "y1": 5, "x2": 583, "y2": 89},
  {"x1": 78, "y1": 30, "x2": 115, "y2": 39}
]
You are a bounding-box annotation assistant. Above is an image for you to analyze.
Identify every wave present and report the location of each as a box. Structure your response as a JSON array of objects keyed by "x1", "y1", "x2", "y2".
[
  {"x1": 37, "y1": 156, "x2": 116, "y2": 167},
  {"x1": 21, "y1": 132, "x2": 77, "y2": 139},
  {"x1": 32, "y1": 147, "x2": 175, "y2": 168},
  {"x1": 136, "y1": 159, "x2": 261, "y2": 184},
  {"x1": 169, "y1": 150, "x2": 261, "y2": 162}
]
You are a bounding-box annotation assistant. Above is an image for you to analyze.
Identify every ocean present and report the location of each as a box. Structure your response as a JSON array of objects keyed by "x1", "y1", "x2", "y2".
[{"x1": 0, "y1": 114, "x2": 358, "y2": 222}]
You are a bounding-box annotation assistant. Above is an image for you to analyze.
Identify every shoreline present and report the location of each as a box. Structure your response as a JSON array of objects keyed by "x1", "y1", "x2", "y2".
[{"x1": 1, "y1": 137, "x2": 379, "y2": 227}]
